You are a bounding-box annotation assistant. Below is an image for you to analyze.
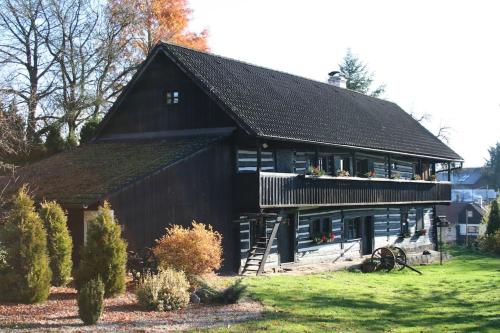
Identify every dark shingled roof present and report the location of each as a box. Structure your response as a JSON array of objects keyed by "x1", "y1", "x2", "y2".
[
  {"x1": 159, "y1": 43, "x2": 461, "y2": 161},
  {"x1": 3, "y1": 136, "x2": 221, "y2": 206}
]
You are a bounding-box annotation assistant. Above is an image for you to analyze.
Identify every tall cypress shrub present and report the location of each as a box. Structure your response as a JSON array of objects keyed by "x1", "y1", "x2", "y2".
[
  {"x1": 486, "y1": 198, "x2": 500, "y2": 235},
  {"x1": 40, "y1": 201, "x2": 73, "y2": 286},
  {"x1": 76, "y1": 202, "x2": 127, "y2": 297},
  {"x1": 0, "y1": 186, "x2": 51, "y2": 303}
]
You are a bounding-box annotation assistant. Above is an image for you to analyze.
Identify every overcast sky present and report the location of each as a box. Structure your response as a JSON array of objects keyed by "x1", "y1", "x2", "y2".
[{"x1": 188, "y1": 0, "x2": 500, "y2": 167}]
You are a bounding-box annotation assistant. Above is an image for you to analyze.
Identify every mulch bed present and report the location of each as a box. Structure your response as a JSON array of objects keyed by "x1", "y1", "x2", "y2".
[{"x1": 0, "y1": 286, "x2": 263, "y2": 332}]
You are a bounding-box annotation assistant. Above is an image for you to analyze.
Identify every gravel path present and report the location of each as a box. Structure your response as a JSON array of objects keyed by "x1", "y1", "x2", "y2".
[{"x1": 0, "y1": 287, "x2": 263, "y2": 332}]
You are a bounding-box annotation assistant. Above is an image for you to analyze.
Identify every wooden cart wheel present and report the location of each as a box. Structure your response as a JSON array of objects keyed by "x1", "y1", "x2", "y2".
[
  {"x1": 371, "y1": 247, "x2": 396, "y2": 272},
  {"x1": 392, "y1": 246, "x2": 407, "y2": 270}
]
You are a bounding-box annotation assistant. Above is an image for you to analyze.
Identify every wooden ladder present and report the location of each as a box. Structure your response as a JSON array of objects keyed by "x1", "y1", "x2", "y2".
[{"x1": 241, "y1": 220, "x2": 280, "y2": 276}]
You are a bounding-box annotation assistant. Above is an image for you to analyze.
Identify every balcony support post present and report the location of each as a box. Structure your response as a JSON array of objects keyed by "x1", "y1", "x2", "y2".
[
  {"x1": 387, "y1": 155, "x2": 392, "y2": 178},
  {"x1": 256, "y1": 140, "x2": 262, "y2": 173},
  {"x1": 352, "y1": 151, "x2": 357, "y2": 177}
]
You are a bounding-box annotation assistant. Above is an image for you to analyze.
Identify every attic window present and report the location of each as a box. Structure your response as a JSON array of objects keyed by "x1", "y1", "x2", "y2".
[{"x1": 166, "y1": 91, "x2": 179, "y2": 104}]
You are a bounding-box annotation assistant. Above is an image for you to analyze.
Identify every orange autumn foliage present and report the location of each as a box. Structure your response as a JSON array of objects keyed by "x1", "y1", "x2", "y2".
[
  {"x1": 153, "y1": 221, "x2": 222, "y2": 276},
  {"x1": 109, "y1": 0, "x2": 208, "y2": 59}
]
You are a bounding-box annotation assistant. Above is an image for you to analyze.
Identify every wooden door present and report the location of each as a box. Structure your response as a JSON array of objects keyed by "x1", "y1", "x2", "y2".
[{"x1": 278, "y1": 215, "x2": 295, "y2": 263}]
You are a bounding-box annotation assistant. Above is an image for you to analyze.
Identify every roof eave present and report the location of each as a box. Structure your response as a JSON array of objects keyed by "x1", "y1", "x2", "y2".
[{"x1": 256, "y1": 134, "x2": 463, "y2": 162}]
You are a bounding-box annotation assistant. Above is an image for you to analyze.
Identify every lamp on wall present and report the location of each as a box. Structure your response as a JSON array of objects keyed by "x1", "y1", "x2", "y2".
[{"x1": 262, "y1": 142, "x2": 269, "y2": 149}]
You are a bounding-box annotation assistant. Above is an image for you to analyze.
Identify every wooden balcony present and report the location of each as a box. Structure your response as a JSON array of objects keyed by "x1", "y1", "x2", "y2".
[{"x1": 235, "y1": 172, "x2": 451, "y2": 211}]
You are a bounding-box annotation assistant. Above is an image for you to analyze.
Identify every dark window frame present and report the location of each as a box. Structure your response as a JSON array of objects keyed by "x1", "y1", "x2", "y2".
[
  {"x1": 344, "y1": 217, "x2": 362, "y2": 240},
  {"x1": 166, "y1": 90, "x2": 180, "y2": 105},
  {"x1": 310, "y1": 218, "x2": 332, "y2": 241}
]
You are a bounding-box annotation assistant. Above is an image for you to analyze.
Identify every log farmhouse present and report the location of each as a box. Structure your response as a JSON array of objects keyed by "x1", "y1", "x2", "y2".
[{"x1": 9, "y1": 43, "x2": 462, "y2": 273}]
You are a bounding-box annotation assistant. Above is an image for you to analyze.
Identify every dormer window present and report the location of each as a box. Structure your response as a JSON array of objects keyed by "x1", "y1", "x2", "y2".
[{"x1": 166, "y1": 91, "x2": 179, "y2": 104}]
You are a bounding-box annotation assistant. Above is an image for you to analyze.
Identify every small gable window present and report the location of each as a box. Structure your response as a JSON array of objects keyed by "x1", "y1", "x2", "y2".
[{"x1": 166, "y1": 91, "x2": 179, "y2": 105}]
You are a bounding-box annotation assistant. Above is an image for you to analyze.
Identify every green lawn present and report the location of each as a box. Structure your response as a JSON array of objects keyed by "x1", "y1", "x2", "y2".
[{"x1": 209, "y1": 248, "x2": 500, "y2": 333}]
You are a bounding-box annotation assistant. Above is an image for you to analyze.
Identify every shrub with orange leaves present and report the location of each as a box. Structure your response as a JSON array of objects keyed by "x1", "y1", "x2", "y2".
[{"x1": 154, "y1": 221, "x2": 222, "y2": 276}]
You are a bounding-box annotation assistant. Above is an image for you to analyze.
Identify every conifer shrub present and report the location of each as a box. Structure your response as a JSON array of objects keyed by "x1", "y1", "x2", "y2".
[
  {"x1": 0, "y1": 186, "x2": 51, "y2": 303},
  {"x1": 196, "y1": 278, "x2": 247, "y2": 304},
  {"x1": 76, "y1": 202, "x2": 127, "y2": 297},
  {"x1": 79, "y1": 116, "x2": 101, "y2": 144},
  {"x1": 40, "y1": 201, "x2": 73, "y2": 286},
  {"x1": 154, "y1": 221, "x2": 222, "y2": 277},
  {"x1": 136, "y1": 268, "x2": 190, "y2": 311},
  {"x1": 44, "y1": 124, "x2": 65, "y2": 153},
  {"x1": 77, "y1": 277, "x2": 104, "y2": 325}
]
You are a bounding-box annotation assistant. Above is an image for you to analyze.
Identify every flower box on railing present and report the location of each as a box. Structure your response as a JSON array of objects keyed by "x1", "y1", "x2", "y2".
[{"x1": 312, "y1": 232, "x2": 336, "y2": 244}]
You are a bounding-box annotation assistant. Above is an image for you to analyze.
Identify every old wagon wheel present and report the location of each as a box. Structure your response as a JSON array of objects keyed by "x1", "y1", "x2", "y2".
[
  {"x1": 371, "y1": 247, "x2": 396, "y2": 272},
  {"x1": 392, "y1": 246, "x2": 407, "y2": 271}
]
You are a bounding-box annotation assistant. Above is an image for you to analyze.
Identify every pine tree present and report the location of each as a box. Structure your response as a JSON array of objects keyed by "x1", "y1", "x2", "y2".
[
  {"x1": 0, "y1": 186, "x2": 51, "y2": 303},
  {"x1": 76, "y1": 202, "x2": 127, "y2": 297},
  {"x1": 338, "y1": 49, "x2": 385, "y2": 97},
  {"x1": 45, "y1": 124, "x2": 66, "y2": 153},
  {"x1": 79, "y1": 116, "x2": 101, "y2": 144},
  {"x1": 40, "y1": 201, "x2": 73, "y2": 286},
  {"x1": 486, "y1": 198, "x2": 500, "y2": 235}
]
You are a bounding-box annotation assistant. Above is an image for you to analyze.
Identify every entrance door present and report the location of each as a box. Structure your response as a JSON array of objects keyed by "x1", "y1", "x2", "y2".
[
  {"x1": 249, "y1": 217, "x2": 266, "y2": 247},
  {"x1": 278, "y1": 215, "x2": 295, "y2": 263},
  {"x1": 361, "y1": 216, "x2": 374, "y2": 255}
]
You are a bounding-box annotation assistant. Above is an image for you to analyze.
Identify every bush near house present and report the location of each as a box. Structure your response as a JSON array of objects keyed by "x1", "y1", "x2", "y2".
[
  {"x1": 0, "y1": 186, "x2": 52, "y2": 303},
  {"x1": 40, "y1": 201, "x2": 73, "y2": 286},
  {"x1": 485, "y1": 197, "x2": 500, "y2": 235},
  {"x1": 136, "y1": 268, "x2": 190, "y2": 311},
  {"x1": 479, "y1": 230, "x2": 500, "y2": 255},
  {"x1": 196, "y1": 278, "x2": 247, "y2": 305},
  {"x1": 77, "y1": 277, "x2": 105, "y2": 325},
  {"x1": 76, "y1": 201, "x2": 127, "y2": 297},
  {"x1": 154, "y1": 221, "x2": 222, "y2": 277}
]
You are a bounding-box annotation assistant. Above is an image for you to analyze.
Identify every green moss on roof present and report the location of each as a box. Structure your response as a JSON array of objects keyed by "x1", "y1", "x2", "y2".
[{"x1": 10, "y1": 136, "x2": 222, "y2": 205}]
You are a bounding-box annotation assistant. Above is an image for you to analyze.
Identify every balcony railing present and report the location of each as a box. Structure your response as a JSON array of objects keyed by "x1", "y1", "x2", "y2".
[{"x1": 235, "y1": 172, "x2": 451, "y2": 210}]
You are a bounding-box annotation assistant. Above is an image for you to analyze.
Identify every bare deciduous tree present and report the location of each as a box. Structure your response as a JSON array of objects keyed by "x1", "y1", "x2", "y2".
[
  {"x1": 436, "y1": 124, "x2": 452, "y2": 144},
  {"x1": 410, "y1": 112, "x2": 452, "y2": 143},
  {"x1": 0, "y1": 93, "x2": 25, "y2": 206},
  {"x1": 0, "y1": 0, "x2": 57, "y2": 143},
  {"x1": 45, "y1": 0, "x2": 135, "y2": 144}
]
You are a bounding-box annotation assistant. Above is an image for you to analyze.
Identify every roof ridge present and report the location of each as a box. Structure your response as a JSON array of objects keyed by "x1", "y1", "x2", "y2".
[{"x1": 159, "y1": 42, "x2": 398, "y2": 105}]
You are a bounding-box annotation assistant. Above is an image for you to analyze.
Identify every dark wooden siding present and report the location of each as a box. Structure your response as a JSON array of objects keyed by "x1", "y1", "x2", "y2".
[
  {"x1": 66, "y1": 208, "x2": 84, "y2": 264},
  {"x1": 106, "y1": 142, "x2": 238, "y2": 271},
  {"x1": 100, "y1": 52, "x2": 235, "y2": 136}
]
